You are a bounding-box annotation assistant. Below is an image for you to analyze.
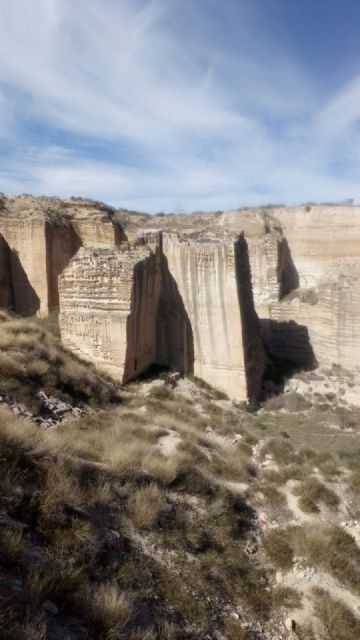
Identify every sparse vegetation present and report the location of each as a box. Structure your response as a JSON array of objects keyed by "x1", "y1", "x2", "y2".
[
  {"x1": 294, "y1": 477, "x2": 339, "y2": 513},
  {"x1": 0, "y1": 320, "x2": 359, "y2": 638},
  {"x1": 313, "y1": 588, "x2": 360, "y2": 640},
  {"x1": 0, "y1": 311, "x2": 121, "y2": 414}
]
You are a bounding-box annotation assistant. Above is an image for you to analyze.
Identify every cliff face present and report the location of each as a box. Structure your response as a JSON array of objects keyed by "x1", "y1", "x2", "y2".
[
  {"x1": 58, "y1": 233, "x2": 265, "y2": 402},
  {"x1": 254, "y1": 206, "x2": 360, "y2": 369},
  {"x1": 1, "y1": 195, "x2": 360, "y2": 402},
  {"x1": 271, "y1": 205, "x2": 360, "y2": 287},
  {"x1": 162, "y1": 233, "x2": 265, "y2": 401},
  {"x1": 268, "y1": 262, "x2": 360, "y2": 370},
  {"x1": 0, "y1": 195, "x2": 124, "y2": 316},
  {"x1": 59, "y1": 246, "x2": 161, "y2": 381}
]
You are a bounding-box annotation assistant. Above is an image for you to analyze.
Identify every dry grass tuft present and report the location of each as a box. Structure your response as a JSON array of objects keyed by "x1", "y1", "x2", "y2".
[
  {"x1": 0, "y1": 311, "x2": 121, "y2": 413},
  {"x1": 263, "y1": 528, "x2": 294, "y2": 570},
  {"x1": 294, "y1": 477, "x2": 339, "y2": 513},
  {"x1": 313, "y1": 587, "x2": 360, "y2": 640},
  {"x1": 127, "y1": 483, "x2": 165, "y2": 528},
  {"x1": 83, "y1": 583, "x2": 133, "y2": 636},
  {"x1": 0, "y1": 528, "x2": 25, "y2": 568}
]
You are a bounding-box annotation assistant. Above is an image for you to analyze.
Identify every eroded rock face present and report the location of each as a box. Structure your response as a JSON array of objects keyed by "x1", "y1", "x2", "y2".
[
  {"x1": 256, "y1": 206, "x2": 360, "y2": 369},
  {"x1": 269, "y1": 261, "x2": 360, "y2": 369},
  {"x1": 2, "y1": 194, "x2": 360, "y2": 401},
  {"x1": 0, "y1": 195, "x2": 124, "y2": 316},
  {"x1": 273, "y1": 205, "x2": 360, "y2": 287},
  {"x1": 162, "y1": 233, "x2": 265, "y2": 401},
  {"x1": 58, "y1": 233, "x2": 265, "y2": 402},
  {"x1": 59, "y1": 246, "x2": 161, "y2": 381}
]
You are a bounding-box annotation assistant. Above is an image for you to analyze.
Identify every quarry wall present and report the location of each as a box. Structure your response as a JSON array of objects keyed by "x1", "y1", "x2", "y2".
[{"x1": 0, "y1": 195, "x2": 359, "y2": 401}]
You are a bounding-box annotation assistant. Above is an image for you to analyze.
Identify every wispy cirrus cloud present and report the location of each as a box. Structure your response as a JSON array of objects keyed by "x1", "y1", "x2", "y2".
[{"x1": 1, "y1": 0, "x2": 360, "y2": 211}]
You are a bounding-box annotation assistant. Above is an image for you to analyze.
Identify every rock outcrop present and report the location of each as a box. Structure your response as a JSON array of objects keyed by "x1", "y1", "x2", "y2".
[
  {"x1": 1, "y1": 195, "x2": 360, "y2": 402},
  {"x1": 162, "y1": 233, "x2": 265, "y2": 401},
  {"x1": 59, "y1": 246, "x2": 160, "y2": 381},
  {"x1": 0, "y1": 195, "x2": 124, "y2": 316},
  {"x1": 59, "y1": 232, "x2": 265, "y2": 402},
  {"x1": 255, "y1": 206, "x2": 360, "y2": 370}
]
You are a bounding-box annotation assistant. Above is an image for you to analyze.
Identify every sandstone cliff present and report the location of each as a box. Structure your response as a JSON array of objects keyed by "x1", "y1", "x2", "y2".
[
  {"x1": 59, "y1": 246, "x2": 160, "y2": 381},
  {"x1": 162, "y1": 233, "x2": 265, "y2": 401},
  {"x1": 0, "y1": 195, "x2": 124, "y2": 316},
  {"x1": 1, "y1": 195, "x2": 360, "y2": 402},
  {"x1": 59, "y1": 232, "x2": 265, "y2": 402}
]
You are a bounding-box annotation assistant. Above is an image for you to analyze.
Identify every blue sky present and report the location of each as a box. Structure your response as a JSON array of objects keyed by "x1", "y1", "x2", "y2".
[{"x1": 1, "y1": 0, "x2": 360, "y2": 212}]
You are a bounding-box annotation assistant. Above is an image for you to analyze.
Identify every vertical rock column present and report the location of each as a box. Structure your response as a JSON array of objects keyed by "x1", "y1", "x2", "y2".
[
  {"x1": 0, "y1": 234, "x2": 14, "y2": 310},
  {"x1": 162, "y1": 233, "x2": 265, "y2": 402},
  {"x1": 0, "y1": 218, "x2": 46, "y2": 315}
]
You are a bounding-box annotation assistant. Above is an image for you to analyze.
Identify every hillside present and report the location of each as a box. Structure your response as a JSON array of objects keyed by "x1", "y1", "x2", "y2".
[{"x1": 0, "y1": 318, "x2": 359, "y2": 638}]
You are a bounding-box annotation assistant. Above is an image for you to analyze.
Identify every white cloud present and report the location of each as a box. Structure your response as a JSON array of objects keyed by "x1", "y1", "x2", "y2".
[{"x1": 0, "y1": 0, "x2": 359, "y2": 210}]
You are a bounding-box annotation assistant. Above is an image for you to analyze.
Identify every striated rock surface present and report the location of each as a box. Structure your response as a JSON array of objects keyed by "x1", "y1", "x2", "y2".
[
  {"x1": 162, "y1": 233, "x2": 265, "y2": 401},
  {"x1": 2, "y1": 194, "x2": 360, "y2": 400},
  {"x1": 271, "y1": 205, "x2": 360, "y2": 288},
  {"x1": 59, "y1": 246, "x2": 160, "y2": 381},
  {"x1": 0, "y1": 195, "x2": 124, "y2": 316},
  {"x1": 58, "y1": 232, "x2": 265, "y2": 402},
  {"x1": 269, "y1": 261, "x2": 360, "y2": 369}
]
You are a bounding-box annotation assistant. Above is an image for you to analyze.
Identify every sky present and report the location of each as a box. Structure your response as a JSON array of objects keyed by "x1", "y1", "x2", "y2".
[{"x1": 1, "y1": 0, "x2": 360, "y2": 213}]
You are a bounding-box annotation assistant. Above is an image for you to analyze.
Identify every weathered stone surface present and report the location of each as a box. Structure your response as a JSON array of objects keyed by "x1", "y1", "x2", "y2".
[
  {"x1": 272, "y1": 205, "x2": 360, "y2": 288},
  {"x1": 59, "y1": 246, "x2": 160, "y2": 381},
  {"x1": 3, "y1": 194, "x2": 360, "y2": 400},
  {"x1": 58, "y1": 233, "x2": 265, "y2": 402},
  {"x1": 162, "y1": 233, "x2": 265, "y2": 401},
  {"x1": 269, "y1": 261, "x2": 360, "y2": 369},
  {"x1": 0, "y1": 195, "x2": 124, "y2": 315}
]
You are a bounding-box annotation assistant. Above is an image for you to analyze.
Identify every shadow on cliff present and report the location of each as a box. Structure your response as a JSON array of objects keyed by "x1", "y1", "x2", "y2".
[
  {"x1": 278, "y1": 237, "x2": 300, "y2": 299},
  {"x1": 156, "y1": 252, "x2": 194, "y2": 375},
  {"x1": 259, "y1": 238, "x2": 317, "y2": 398},
  {"x1": 8, "y1": 247, "x2": 40, "y2": 316},
  {"x1": 46, "y1": 222, "x2": 83, "y2": 311},
  {"x1": 123, "y1": 250, "x2": 194, "y2": 383},
  {"x1": 235, "y1": 234, "x2": 266, "y2": 405},
  {"x1": 260, "y1": 318, "x2": 318, "y2": 397}
]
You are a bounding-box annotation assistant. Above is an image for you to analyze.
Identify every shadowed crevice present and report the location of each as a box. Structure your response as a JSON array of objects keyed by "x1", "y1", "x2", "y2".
[
  {"x1": 45, "y1": 222, "x2": 82, "y2": 312},
  {"x1": 8, "y1": 246, "x2": 40, "y2": 316},
  {"x1": 278, "y1": 237, "x2": 300, "y2": 299},
  {"x1": 235, "y1": 233, "x2": 266, "y2": 405},
  {"x1": 156, "y1": 252, "x2": 194, "y2": 376},
  {"x1": 123, "y1": 248, "x2": 194, "y2": 383},
  {"x1": 260, "y1": 318, "x2": 318, "y2": 396}
]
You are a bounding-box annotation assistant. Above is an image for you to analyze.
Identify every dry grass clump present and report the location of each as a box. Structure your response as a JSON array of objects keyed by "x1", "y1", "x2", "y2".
[
  {"x1": 25, "y1": 566, "x2": 85, "y2": 608},
  {"x1": 263, "y1": 391, "x2": 311, "y2": 412},
  {"x1": 250, "y1": 479, "x2": 287, "y2": 510},
  {"x1": 190, "y1": 375, "x2": 229, "y2": 400},
  {"x1": 0, "y1": 311, "x2": 121, "y2": 413},
  {"x1": 127, "y1": 483, "x2": 165, "y2": 528},
  {"x1": 263, "y1": 438, "x2": 302, "y2": 466},
  {"x1": 263, "y1": 528, "x2": 294, "y2": 570},
  {"x1": 294, "y1": 477, "x2": 339, "y2": 513},
  {"x1": 272, "y1": 586, "x2": 302, "y2": 609},
  {"x1": 313, "y1": 587, "x2": 360, "y2": 640},
  {"x1": 338, "y1": 447, "x2": 360, "y2": 471},
  {"x1": 83, "y1": 583, "x2": 133, "y2": 637},
  {"x1": 268, "y1": 524, "x2": 360, "y2": 596},
  {"x1": 0, "y1": 528, "x2": 25, "y2": 569},
  {"x1": 347, "y1": 470, "x2": 360, "y2": 507},
  {"x1": 1, "y1": 616, "x2": 47, "y2": 640}
]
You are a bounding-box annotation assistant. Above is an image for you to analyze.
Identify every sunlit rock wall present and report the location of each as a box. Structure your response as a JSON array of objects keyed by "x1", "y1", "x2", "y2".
[
  {"x1": 58, "y1": 246, "x2": 161, "y2": 382},
  {"x1": 162, "y1": 233, "x2": 265, "y2": 402}
]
